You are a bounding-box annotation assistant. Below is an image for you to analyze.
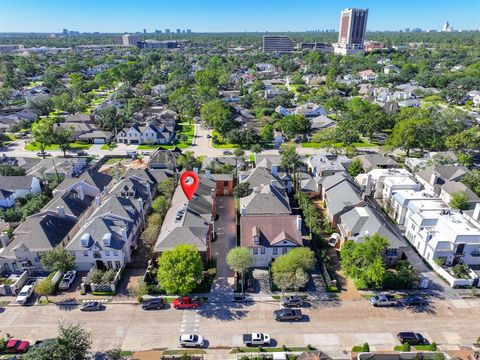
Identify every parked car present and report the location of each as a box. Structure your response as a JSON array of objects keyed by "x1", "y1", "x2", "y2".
[
  {"x1": 243, "y1": 333, "x2": 271, "y2": 347},
  {"x1": 178, "y1": 334, "x2": 205, "y2": 348},
  {"x1": 80, "y1": 301, "x2": 102, "y2": 312},
  {"x1": 273, "y1": 308, "x2": 303, "y2": 321},
  {"x1": 223, "y1": 150, "x2": 233, "y2": 155},
  {"x1": 76, "y1": 150, "x2": 88, "y2": 156},
  {"x1": 36, "y1": 152, "x2": 51, "y2": 157},
  {"x1": 173, "y1": 296, "x2": 200, "y2": 309},
  {"x1": 16, "y1": 285, "x2": 34, "y2": 305},
  {"x1": 370, "y1": 294, "x2": 398, "y2": 307},
  {"x1": 397, "y1": 332, "x2": 428, "y2": 345},
  {"x1": 206, "y1": 134, "x2": 211, "y2": 138},
  {"x1": 58, "y1": 270, "x2": 77, "y2": 290},
  {"x1": 402, "y1": 295, "x2": 426, "y2": 307},
  {"x1": 5, "y1": 339, "x2": 30, "y2": 353},
  {"x1": 281, "y1": 295, "x2": 304, "y2": 307},
  {"x1": 142, "y1": 298, "x2": 165, "y2": 310}
]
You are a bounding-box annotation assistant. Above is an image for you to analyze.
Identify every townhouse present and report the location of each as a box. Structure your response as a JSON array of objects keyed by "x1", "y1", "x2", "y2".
[{"x1": 116, "y1": 117, "x2": 175, "y2": 145}]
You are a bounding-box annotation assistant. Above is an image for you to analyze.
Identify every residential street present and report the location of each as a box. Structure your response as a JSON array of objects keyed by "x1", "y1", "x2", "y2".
[{"x1": 1, "y1": 297, "x2": 479, "y2": 358}]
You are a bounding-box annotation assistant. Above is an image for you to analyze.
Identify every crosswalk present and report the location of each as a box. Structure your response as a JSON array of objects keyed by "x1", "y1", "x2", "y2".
[{"x1": 179, "y1": 310, "x2": 201, "y2": 334}]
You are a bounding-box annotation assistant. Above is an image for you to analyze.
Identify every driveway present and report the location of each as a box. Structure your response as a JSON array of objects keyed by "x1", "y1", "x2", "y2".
[{"x1": 209, "y1": 197, "x2": 237, "y2": 300}]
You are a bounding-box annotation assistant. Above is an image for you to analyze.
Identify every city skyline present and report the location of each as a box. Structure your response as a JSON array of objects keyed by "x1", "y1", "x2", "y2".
[{"x1": 0, "y1": 0, "x2": 479, "y2": 33}]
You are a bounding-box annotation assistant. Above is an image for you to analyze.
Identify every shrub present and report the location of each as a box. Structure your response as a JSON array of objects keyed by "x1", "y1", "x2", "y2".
[
  {"x1": 102, "y1": 269, "x2": 116, "y2": 283},
  {"x1": 429, "y1": 342, "x2": 437, "y2": 351},
  {"x1": 362, "y1": 343, "x2": 370, "y2": 352},
  {"x1": 401, "y1": 342, "x2": 411, "y2": 351}
]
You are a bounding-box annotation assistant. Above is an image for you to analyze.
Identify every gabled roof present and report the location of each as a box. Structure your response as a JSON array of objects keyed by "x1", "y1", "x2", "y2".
[
  {"x1": 240, "y1": 167, "x2": 283, "y2": 191},
  {"x1": 416, "y1": 165, "x2": 469, "y2": 185},
  {"x1": 0, "y1": 176, "x2": 35, "y2": 191},
  {"x1": 240, "y1": 215, "x2": 302, "y2": 247},
  {"x1": 240, "y1": 184, "x2": 291, "y2": 215},
  {"x1": 80, "y1": 169, "x2": 112, "y2": 191}
]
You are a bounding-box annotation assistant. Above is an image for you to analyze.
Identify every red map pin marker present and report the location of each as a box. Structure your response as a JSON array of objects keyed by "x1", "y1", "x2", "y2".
[{"x1": 180, "y1": 171, "x2": 199, "y2": 201}]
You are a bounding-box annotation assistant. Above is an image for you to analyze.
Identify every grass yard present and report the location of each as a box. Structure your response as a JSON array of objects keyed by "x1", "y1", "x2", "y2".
[
  {"x1": 163, "y1": 349, "x2": 206, "y2": 355},
  {"x1": 137, "y1": 144, "x2": 160, "y2": 150},
  {"x1": 25, "y1": 142, "x2": 91, "y2": 151},
  {"x1": 231, "y1": 346, "x2": 314, "y2": 354},
  {"x1": 155, "y1": 123, "x2": 195, "y2": 150},
  {"x1": 211, "y1": 130, "x2": 236, "y2": 149},
  {"x1": 101, "y1": 143, "x2": 117, "y2": 150}
]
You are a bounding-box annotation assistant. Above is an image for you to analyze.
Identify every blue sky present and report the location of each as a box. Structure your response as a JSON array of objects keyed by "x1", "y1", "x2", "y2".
[{"x1": 0, "y1": 0, "x2": 478, "y2": 33}]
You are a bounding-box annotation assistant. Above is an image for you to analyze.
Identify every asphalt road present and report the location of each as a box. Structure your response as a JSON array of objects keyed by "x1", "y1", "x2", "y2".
[{"x1": 1, "y1": 296, "x2": 478, "y2": 357}]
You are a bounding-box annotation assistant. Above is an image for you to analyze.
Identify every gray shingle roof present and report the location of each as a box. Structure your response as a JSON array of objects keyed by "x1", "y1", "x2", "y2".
[
  {"x1": 0, "y1": 176, "x2": 35, "y2": 191},
  {"x1": 240, "y1": 184, "x2": 291, "y2": 215}
]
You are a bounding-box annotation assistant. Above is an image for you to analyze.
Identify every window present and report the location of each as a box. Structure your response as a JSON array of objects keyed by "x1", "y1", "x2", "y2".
[
  {"x1": 253, "y1": 248, "x2": 258, "y2": 254},
  {"x1": 282, "y1": 248, "x2": 287, "y2": 255},
  {"x1": 107, "y1": 261, "x2": 113, "y2": 269},
  {"x1": 83, "y1": 250, "x2": 88, "y2": 257},
  {"x1": 115, "y1": 261, "x2": 121, "y2": 269},
  {"x1": 260, "y1": 247, "x2": 265, "y2": 254},
  {"x1": 273, "y1": 248, "x2": 278, "y2": 255},
  {"x1": 113, "y1": 250, "x2": 118, "y2": 256},
  {"x1": 105, "y1": 250, "x2": 110, "y2": 256},
  {"x1": 224, "y1": 181, "x2": 229, "y2": 186}
]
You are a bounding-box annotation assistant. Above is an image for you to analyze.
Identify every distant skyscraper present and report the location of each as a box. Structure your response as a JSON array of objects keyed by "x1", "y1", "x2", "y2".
[
  {"x1": 176, "y1": 29, "x2": 181, "y2": 34},
  {"x1": 262, "y1": 35, "x2": 294, "y2": 54},
  {"x1": 334, "y1": 8, "x2": 368, "y2": 55},
  {"x1": 165, "y1": 29, "x2": 171, "y2": 34},
  {"x1": 115, "y1": 34, "x2": 139, "y2": 46},
  {"x1": 442, "y1": 21, "x2": 453, "y2": 32},
  {"x1": 62, "y1": 28, "x2": 68, "y2": 35},
  {"x1": 186, "y1": 29, "x2": 192, "y2": 34}
]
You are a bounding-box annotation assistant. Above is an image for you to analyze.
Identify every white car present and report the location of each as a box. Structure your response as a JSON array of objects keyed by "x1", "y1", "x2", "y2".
[
  {"x1": 58, "y1": 270, "x2": 77, "y2": 290},
  {"x1": 16, "y1": 285, "x2": 34, "y2": 305},
  {"x1": 178, "y1": 334, "x2": 204, "y2": 348}
]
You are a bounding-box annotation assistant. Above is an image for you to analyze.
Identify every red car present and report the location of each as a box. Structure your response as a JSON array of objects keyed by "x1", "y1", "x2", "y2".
[
  {"x1": 173, "y1": 296, "x2": 200, "y2": 309},
  {"x1": 5, "y1": 339, "x2": 30, "y2": 353}
]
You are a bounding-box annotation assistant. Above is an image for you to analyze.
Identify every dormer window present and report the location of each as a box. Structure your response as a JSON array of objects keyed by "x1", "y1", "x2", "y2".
[
  {"x1": 103, "y1": 233, "x2": 112, "y2": 247},
  {"x1": 81, "y1": 233, "x2": 90, "y2": 247}
]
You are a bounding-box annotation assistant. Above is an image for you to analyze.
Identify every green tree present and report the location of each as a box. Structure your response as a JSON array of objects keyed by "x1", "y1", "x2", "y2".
[
  {"x1": 271, "y1": 248, "x2": 315, "y2": 294},
  {"x1": 250, "y1": 143, "x2": 262, "y2": 155},
  {"x1": 177, "y1": 150, "x2": 201, "y2": 170},
  {"x1": 388, "y1": 117, "x2": 432, "y2": 156},
  {"x1": 53, "y1": 126, "x2": 73, "y2": 157},
  {"x1": 24, "y1": 322, "x2": 91, "y2": 360},
  {"x1": 151, "y1": 196, "x2": 170, "y2": 217},
  {"x1": 279, "y1": 114, "x2": 311, "y2": 138},
  {"x1": 32, "y1": 119, "x2": 54, "y2": 158},
  {"x1": 340, "y1": 234, "x2": 389, "y2": 289},
  {"x1": 280, "y1": 145, "x2": 302, "y2": 190},
  {"x1": 233, "y1": 182, "x2": 250, "y2": 198},
  {"x1": 450, "y1": 191, "x2": 470, "y2": 210},
  {"x1": 226, "y1": 247, "x2": 253, "y2": 293},
  {"x1": 200, "y1": 99, "x2": 235, "y2": 136},
  {"x1": 41, "y1": 247, "x2": 76, "y2": 273},
  {"x1": 348, "y1": 158, "x2": 364, "y2": 177},
  {"x1": 169, "y1": 87, "x2": 196, "y2": 121},
  {"x1": 157, "y1": 244, "x2": 204, "y2": 295},
  {"x1": 260, "y1": 124, "x2": 274, "y2": 143},
  {"x1": 34, "y1": 277, "x2": 55, "y2": 302}
]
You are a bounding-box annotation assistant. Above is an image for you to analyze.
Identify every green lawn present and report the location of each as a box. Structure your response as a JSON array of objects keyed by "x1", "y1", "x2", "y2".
[
  {"x1": 101, "y1": 143, "x2": 116, "y2": 150},
  {"x1": 301, "y1": 141, "x2": 376, "y2": 149},
  {"x1": 163, "y1": 350, "x2": 206, "y2": 355},
  {"x1": 211, "y1": 130, "x2": 236, "y2": 149},
  {"x1": 149, "y1": 123, "x2": 195, "y2": 150},
  {"x1": 25, "y1": 142, "x2": 91, "y2": 151},
  {"x1": 231, "y1": 347, "x2": 313, "y2": 354},
  {"x1": 137, "y1": 144, "x2": 160, "y2": 150}
]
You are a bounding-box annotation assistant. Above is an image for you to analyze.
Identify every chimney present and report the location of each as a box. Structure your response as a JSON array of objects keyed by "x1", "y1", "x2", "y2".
[
  {"x1": 103, "y1": 186, "x2": 109, "y2": 195},
  {"x1": 296, "y1": 215, "x2": 302, "y2": 231},
  {"x1": 473, "y1": 203, "x2": 480, "y2": 221},
  {"x1": 121, "y1": 226, "x2": 128, "y2": 242},
  {"x1": 211, "y1": 188, "x2": 216, "y2": 200},
  {"x1": 0, "y1": 233, "x2": 10, "y2": 249},
  {"x1": 364, "y1": 174, "x2": 373, "y2": 196},
  {"x1": 138, "y1": 197, "x2": 144, "y2": 211},
  {"x1": 241, "y1": 205, "x2": 247, "y2": 216},
  {"x1": 271, "y1": 179, "x2": 277, "y2": 187},
  {"x1": 57, "y1": 205, "x2": 65, "y2": 218},
  {"x1": 77, "y1": 185, "x2": 84, "y2": 200},
  {"x1": 430, "y1": 172, "x2": 438, "y2": 186},
  {"x1": 205, "y1": 169, "x2": 212, "y2": 179},
  {"x1": 145, "y1": 183, "x2": 151, "y2": 197},
  {"x1": 193, "y1": 167, "x2": 199, "y2": 174},
  {"x1": 95, "y1": 196, "x2": 101, "y2": 207}
]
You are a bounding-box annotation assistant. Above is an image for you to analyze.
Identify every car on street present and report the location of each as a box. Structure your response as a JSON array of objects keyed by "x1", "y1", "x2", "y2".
[
  {"x1": 370, "y1": 293, "x2": 398, "y2": 307},
  {"x1": 58, "y1": 270, "x2": 77, "y2": 290},
  {"x1": 397, "y1": 332, "x2": 428, "y2": 345},
  {"x1": 5, "y1": 339, "x2": 30, "y2": 353},
  {"x1": 36, "y1": 152, "x2": 51, "y2": 157},
  {"x1": 281, "y1": 295, "x2": 304, "y2": 307},
  {"x1": 80, "y1": 301, "x2": 102, "y2": 312},
  {"x1": 206, "y1": 134, "x2": 211, "y2": 138},
  {"x1": 142, "y1": 297, "x2": 165, "y2": 310},
  {"x1": 178, "y1": 334, "x2": 205, "y2": 348},
  {"x1": 16, "y1": 285, "x2": 34, "y2": 305},
  {"x1": 243, "y1": 333, "x2": 271, "y2": 347},
  {"x1": 273, "y1": 308, "x2": 303, "y2": 321},
  {"x1": 223, "y1": 150, "x2": 233, "y2": 155},
  {"x1": 173, "y1": 296, "x2": 200, "y2": 309},
  {"x1": 402, "y1": 295, "x2": 426, "y2": 307}
]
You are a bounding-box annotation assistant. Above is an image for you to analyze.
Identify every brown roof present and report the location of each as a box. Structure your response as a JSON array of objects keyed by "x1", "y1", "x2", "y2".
[{"x1": 240, "y1": 215, "x2": 302, "y2": 247}]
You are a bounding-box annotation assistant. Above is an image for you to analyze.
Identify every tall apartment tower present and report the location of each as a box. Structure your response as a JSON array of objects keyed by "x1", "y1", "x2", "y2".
[
  {"x1": 262, "y1": 35, "x2": 294, "y2": 54},
  {"x1": 334, "y1": 8, "x2": 368, "y2": 55},
  {"x1": 115, "y1": 34, "x2": 139, "y2": 46}
]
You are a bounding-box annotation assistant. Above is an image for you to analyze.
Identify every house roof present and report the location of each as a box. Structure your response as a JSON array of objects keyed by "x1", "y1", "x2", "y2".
[
  {"x1": 240, "y1": 184, "x2": 291, "y2": 215},
  {"x1": 80, "y1": 169, "x2": 113, "y2": 191},
  {"x1": 240, "y1": 215, "x2": 302, "y2": 247},
  {"x1": 154, "y1": 227, "x2": 207, "y2": 252},
  {"x1": 240, "y1": 167, "x2": 283, "y2": 190},
  {"x1": 0, "y1": 176, "x2": 35, "y2": 191},
  {"x1": 416, "y1": 165, "x2": 469, "y2": 185},
  {"x1": 356, "y1": 154, "x2": 399, "y2": 171},
  {"x1": 339, "y1": 206, "x2": 405, "y2": 249}
]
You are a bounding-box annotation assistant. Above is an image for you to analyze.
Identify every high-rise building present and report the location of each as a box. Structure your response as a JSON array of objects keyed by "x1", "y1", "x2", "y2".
[
  {"x1": 334, "y1": 8, "x2": 368, "y2": 55},
  {"x1": 262, "y1": 35, "x2": 294, "y2": 54},
  {"x1": 176, "y1": 29, "x2": 181, "y2": 34},
  {"x1": 442, "y1": 21, "x2": 453, "y2": 32},
  {"x1": 165, "y1": 29, "x2": 171, "y2": 34},
  {"x1": 186, "y1": 29, "x2": 192, "y2": 34},
  {"x1": 115, "y1": 34, "x2": 140, "y2": 46}
]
